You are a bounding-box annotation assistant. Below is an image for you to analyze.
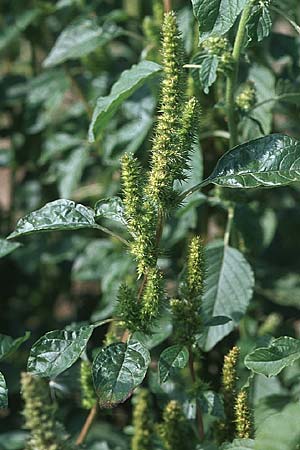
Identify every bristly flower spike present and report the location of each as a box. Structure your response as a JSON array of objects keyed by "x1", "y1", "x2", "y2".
[
  {"x1": 235, "y1": 389, "x2": 252, "y2": 439},
  {"x1": 131, "y1": 388, "x2": 154, "y2": 450}
]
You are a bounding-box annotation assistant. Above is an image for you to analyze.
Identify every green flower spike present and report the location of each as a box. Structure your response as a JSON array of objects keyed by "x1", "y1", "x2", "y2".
[
  {"x1": 80, "y1": 360, "x2": 96, "y2": 410},
  {"x1": 141, "y1": 267, "x2": 164, "y2": 328},
  {"x1": 235, "y1": 389, "x2": 252, "y2": 439},
  {"x1": 132, "y1": 389, "x2": 154, "y2": 450},
  {"x1": 186, "y1": 235, "x2": 205, "y2": 299},
  {"x1": 158, "y1": 400, "x2": 191, "y2": 450}
]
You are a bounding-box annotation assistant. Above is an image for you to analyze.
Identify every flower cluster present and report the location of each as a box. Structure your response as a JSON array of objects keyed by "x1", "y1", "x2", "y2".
[
  {"x1": 131, "y1": 389, "x2": 154, "y2": 450},
  {"x1": 80, "y1": 360, "x2": 96, "y2": 410},
  {"x1": 236, "y1": 81, "x2": 257, "y2": 112},
  {"x1": 158, "y1": 400, "x2": 192, "y2": 450}
]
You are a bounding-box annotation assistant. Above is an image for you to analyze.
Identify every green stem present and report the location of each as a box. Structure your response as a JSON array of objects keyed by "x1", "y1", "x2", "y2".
[
  {"x1": 224, "y1": 206, "x2": 235, "y2": 246},
  {"x1": 225, "y1": 0, "x2": 255, "y2": 148}
]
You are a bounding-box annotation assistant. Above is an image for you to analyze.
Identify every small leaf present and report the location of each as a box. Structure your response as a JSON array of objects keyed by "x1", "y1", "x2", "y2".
[
  {"x1": 94, "y1": 197, "x2": 126, "y2": 225},
  {"x1": 0, "y1": 332, "x2": 30, "y2": 361},
  {"x1": 203, "y1": 316, "x2": 232, "y2": 326},
  {"x1": 43, "y1": 19, "x2": 122, "y2": 67},
  {"x1": 89, "y1": 60, "x2": 162, "y2": 142},
  {"x1": 199, "y1": 55, "x2": 219, "y2": 94},
  {"x1": 0, "y1": 238, "x2": 21, "y2": 258},
  {"x1": 27, "y1": 326, "x2": 93, "y2": 378},
  {"x1": 200, "y1": 241, "x2": 254, "y2": 351},
  {"x1": 205, "y1": 134, "x2": 300, "y2": 188},
  {"x1": 191, "y1": 0, "x2": 247, "y2": 42},
  {"x1": 0, "y1": 372, "x2": 8, "y2": 409},
  {"x1": 158, "y1": 345, "x2": 189, "y2": 383},
  {"x1": 8, "y1": 199, "x2": 101, "y2": 239},
  {"x1": 92, "y1": 339, "x2": 150, "y2": 408},
  {"x1": 198, "y1": 391, "x2": 225, "y2": 418},
  {"x1": 221, "y1": 439, "x2": 255, "y2": 450},
  {"x1": 244, "y1": 336, "x2": 300, "y2": 377},
  {"x1": 257, "y1": 7, "x2": 272, "y2": 41}
]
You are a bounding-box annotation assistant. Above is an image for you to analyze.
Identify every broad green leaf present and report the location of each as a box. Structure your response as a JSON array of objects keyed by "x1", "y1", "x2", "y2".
[
  {"x1": 39, "y1": 133, "x2": 83, "y2": 165},
  {"x1": 191, "y1": 0, "x2": 247, "y2": 42},
  {"x1": 0, "y1": 332, "x2": 30, "y2": 361},
  {"x1": 8, "y1": 199, "x2": 102, "y2": 239},
  {"x1": 198, "y1": 391, "x2": 225, "y2": 418},
  {"x1": 56, "y1": 147, "x2": 89, "y2": 198},
  {"x1": 245, "y1": 336, "x2": 300, "y2": 377},
  {"x1": 199, "y1": 55, "x2": 218, "y2": 94},
  {"x1": 0, "y1": 239, "x2": 21, "y2": 258},
  {"x1": 0, "y1": 10, "x2": 40, "y2": 52},
  {"x1": 205, "y1": 134, "x2": 300, "y2": 188},
  {"x1": 89, "y1": 60, "x2": 162, "y2": 142},
  {"x1": 0, "y1": 372, "x2": 8, "y2": 409},
  {"x1": 0, "y1": 431, "x2": 28, "y2": 449},
  {"x1": 200, "y1": 241, "x2": 254, "y2": 351},
  {"x1": 92, "y1": 339, "x2": 150, "y2": 408},
  {"x1": 43, "y1": 19, "x2": 122, "y2": 68},
  {"x1": 27, "y1": 326, "x2": 93, "y2": 378},
  {"x1": 255, "y1": 402, "x2": 300, "y2": 450},
  {"x1": 221, "y1": 440, "x2": 255, "y2": 450},
  {"x1": 158, "y1": 345, "x2": 189, "y2": 383},
  {"x1": 94, "y1": 197, "x2": 126, "y2": 225}
]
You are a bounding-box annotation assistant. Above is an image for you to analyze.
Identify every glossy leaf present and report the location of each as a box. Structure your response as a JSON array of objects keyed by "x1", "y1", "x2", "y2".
[
  {"x1": 244, "y1": 336, "x2": 300, "y2": 377},
  {"x1": 43, "y1": 19, "x2": 122, "y2": 67},
  {"x1": 92, "y1": 339, "x2": 150, "y2": 408},
  {"x1": 89, "y1": 60, "x2": 162, "y2": 141},
  {"x1": 158, "y1": 345, "x2": 189, "y2": 383},
  {"x1": 8, "y1": 199, "x2": 101, "y2": 239},
  {"x1": 199, "y1": 55, "x2": 218, "y2": 94},
  {"x1": 0, "y1": 239, "x2": 21, "y2": 258},
  {"x1": 221, "y1": 440, "x2": 255, "y2": 450},
  {"x1": 27, "y1": 326, "x2": 93, "y2": 378},
  {"x1": 191, "y1": 0, "x2": 247, "y2": 42},
  {"x1": 201, "y1": 241, "x2": 254, "y2": 351},
  {"x1": 205, "y1": 134, "x2": 300, "y2": 188},
  {"x1": 0, "y1": 332, "x2": 30, "y2": 361},
  {"x1": 94, "y1": 197, "x2": 126, "y2": 225},
  {"x1": 0, "y1": 372, "x2": 8, "y2": 409},
  {"x1": 255, "y1": 402, "x2": 300, "y2": 450},
  {"x1": 0, "y1": 333, "x2": 29, "y2": 363}
]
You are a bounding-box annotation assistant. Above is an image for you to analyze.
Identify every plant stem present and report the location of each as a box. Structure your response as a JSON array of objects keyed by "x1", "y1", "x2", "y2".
[
  {"x1": 225, "y1": 0, "x2": 255, "y2": 148},
  {"x1": 76, "y1": 403, "x2": 98, "y2": 445},
  {"x1": 163, "y1": 0, "x2": 172, "y2": 13},
  {"x1": 95, "y1": 224, "x2": 129, "y2": 246},
  {"x1": 189, "y1": 349, "x2": 204, "y2": 440},
  {"x1": 224, "y1": 206, "x2": 235, "y2": 246}
]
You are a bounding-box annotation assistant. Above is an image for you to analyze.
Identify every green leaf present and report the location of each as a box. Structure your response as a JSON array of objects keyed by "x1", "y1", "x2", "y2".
[
  {"x1": 89, "y1": 60, "x2": 162, "y2": 142},
  {"x1": 205, "y1": 134, "x2": 300, "y2": 188},
  {"x1": 0, "y1": 10, "x2": 40, "y2": 53},
  {"x1": 43, "y1": 19, "x2": 122, "y2": 68},
  {"x1": 8, "y1": 199, "x2": 102, "y2": 239},
  {"x1": 94, "y1": 197, "x2": 126, "y2": 225},
  {"x1": 255, "y1": 402, "x2": 300, "y2": 450},
  {"x1": 56, "y1": 147, "x2": 89, "y2": 198},
  {"x1": 191, "y1": 0, "x2": 247, "y2": 42},
  {"x1": 221, "y1": 439, "x2": 255, "y2": 449},
  {"x1": 0, "y1": 372, "x2": 8, "y2": 409},
  {"x1": 0, "y1": 431, "x2": 28, "y2": 449},
  {"x1": 27, "y1": 326, "x2": 93, "y2": 378},
  {"x1": 92, "y1": 339, "x2": 150, "y2": 408},
  {"x1": 257, "y1": 7, "x2": 272, "y2": 41},
  {"x1": 244, "y1": 336, "x2": 300, "y2": 377},
  {"x1": 0, "y1": 239, "x2": 21, "y2": 258},
  {"x1": 199, "y1": 55, "x2": 219, "y2": 94},
  {"x1": 200, "y1": 241, "x2": 254, "y2": 351},
  {"x1": 158, "y1": 345, "x2": 189, "y2": 383},
  {"x1": 198, "y1": 391, "x2": 225, "y2": 418},
  {"x1": 0, "y1": 332, "x2": 30, "y2": 361}
]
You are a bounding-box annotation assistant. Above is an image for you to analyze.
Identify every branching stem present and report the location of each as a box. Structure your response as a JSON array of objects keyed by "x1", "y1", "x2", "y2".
[{"x1": 76, "y1": 403, "x2": 98, "y2": 445}]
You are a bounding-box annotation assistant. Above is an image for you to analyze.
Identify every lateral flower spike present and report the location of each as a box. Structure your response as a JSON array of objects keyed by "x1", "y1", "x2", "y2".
[
  {"x1": 132, "y1": 388, "x2": 154, "y2": 450},
  {"x1": 21, "y1": 372, "x2": 76, "y2": 450},
  {"x1": 141, "y1": 268, "x2": 164, "y2": 328},
  {"x1": 158, "y1": 400, "x2": 191, "y2": 450},
  {"x1": 235, "y1": 389, "x2": 252, "y2": 439},
  {"x1": 186, "y1": 235, "x2": 205, "y2": 299},
  {"x1": 80, "y1": 360, "x2": 96, "y2": 410},
  {"x1": 220, "y1": 346, "x2": 240, "y2": 440}
]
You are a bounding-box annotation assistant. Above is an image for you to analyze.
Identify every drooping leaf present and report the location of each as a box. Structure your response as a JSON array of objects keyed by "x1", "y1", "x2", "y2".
[
  {"x1": 89, "y1": 60, "x2": 162, "y2": 141},
  {"x1": 0, "y1": 239, "x2": 21, "y2": 258},
  {"x1": 200, "y1": 241, "x2": 254, "y2": 351},
  {"x1": 205, "y1": 134, "x2": 300, "y2": 188},
  {"x1": 257, "y1": 7, "x2": 272, "y2": 41},
  {"x1": 191, "y1": 0, "x2": 247, "y2": 42},
  {"x1": 92, "y1": 339, "x2": 150, "y2": 408},
  {"x1": 221, "y1": 439, "x2": 255, "y2": 450},
  {"x1": 244, "y1": 336, "x2": 300, "y2": 377},
  {"x1": 0, "y1": 332, "x2": 30, "y2": 361},
  {"x1": 94, "y1": 197, "x2": 126, "y2": 225},
  {"x1": 158, "y1": 345, "x2": 189, "y2": 383},
  {"x1": 8, "y1": 199, "x2": 102, "y2": 239},
  {"x1": 27, "y1": 326, "x2": 93, "y2": 378},
  {"x1": 0, "y1": 372, "x2": 8, "y2": 409},
  {"x1": 255, "y1": 402, "x2": 300, "y2": 450},
  {"x1": 199, "y1": 55, "x2": 219, "y2": 94},
  {"x1": 43, "y1": 19, "x2": 122, "y2": 68}
]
